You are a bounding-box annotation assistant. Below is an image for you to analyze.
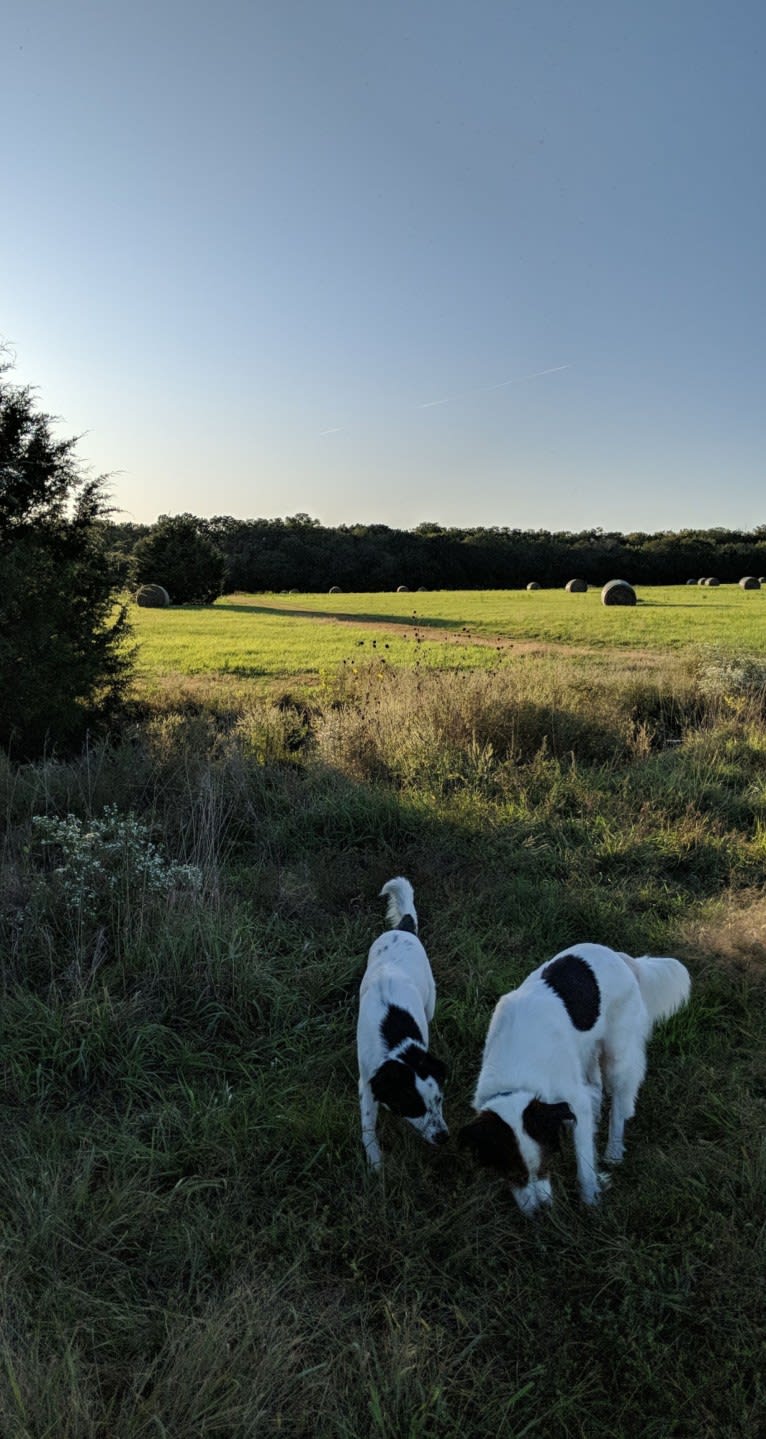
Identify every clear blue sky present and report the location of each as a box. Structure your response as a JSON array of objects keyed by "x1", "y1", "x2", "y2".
[{"x1": 3, "y1": 0, "x2": 764, "y2": 531}]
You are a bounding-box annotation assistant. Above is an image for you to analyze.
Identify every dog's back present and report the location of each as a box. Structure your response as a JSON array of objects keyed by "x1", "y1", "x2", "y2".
[{"x1": 360, "y1": 877, "x2": 434, "y2": 1047}]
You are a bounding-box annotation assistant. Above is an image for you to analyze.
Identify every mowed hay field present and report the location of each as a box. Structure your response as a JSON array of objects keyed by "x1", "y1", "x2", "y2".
[
  {"x1": 132, "y1": 584, "x2": 766, "y2": 690},
  {"x1": 2, "y1": 588, "x2": 766, "y2": 1435}
]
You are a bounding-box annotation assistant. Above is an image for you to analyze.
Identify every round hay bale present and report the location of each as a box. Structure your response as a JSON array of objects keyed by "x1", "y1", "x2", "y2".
[
  {"x1": 396, "y1": 585, "x2": 409, "y2": 593},
  {"x1": 526, "y1": 581, "x2": 540, "y2": 591},
  {"x1": 697, "y1": 578, "x2": 708, "y2": 586},
  {"x1": 686, "y1": 578, "x2": 697, "y2": 585},
  {"x1": 759, "y1": 577, "x2": 766, "y2": 585},
  {"x1": 289, "y1": 589, "x2": 299, "y2": 595},
  {"x1": 705, "y1": 577, "x2": 720, "y2": 587},
  {"x1": 417, "y1": 586, "x2": 427, "y2": 591},
  {"x1": 601, "y1": 579, "x2": 636, "y2": 607},
  {"x1": 565, "y1": 578, "x2": 587, "y2": 593},
  {"x1": 328, "y1": 585, "x2": 342, "y2": 594},
  {"x1": 739, "y1": 576, "x2": 760, "y2": 590},
  {"x1": 135, "y1": 584, "x2": 170, "y2": 608}
]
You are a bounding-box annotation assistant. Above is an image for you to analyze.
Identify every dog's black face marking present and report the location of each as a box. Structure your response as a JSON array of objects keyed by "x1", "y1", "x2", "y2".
[
  {"x1": 381, "y1": 1004, "x2": 423, "y2": 1051},
  {"x1": 396, "y1": 914, "x2": 417, "y2": 934},
  {"x1": 542, "y1": 954, "x2": 600, "y2": 1031},
  {"x1": 458, "y1": 1110, "x2": 530, "y2": 1187},
  {"x1": 522, "y1": 1098, "x2": 575, "y2": 1154},
  {"x1": 370, "y1": 1059, "x2": 427, "y2": 1118}
]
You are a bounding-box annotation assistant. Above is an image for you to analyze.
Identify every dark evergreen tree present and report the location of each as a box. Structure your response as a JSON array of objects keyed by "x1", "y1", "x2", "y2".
[
  {"x1": 0, "y1": 363, "x2": 132, "y2": 757},
  {"x1": 133, "y1": 513, "x2": 225, "y2": 604}
]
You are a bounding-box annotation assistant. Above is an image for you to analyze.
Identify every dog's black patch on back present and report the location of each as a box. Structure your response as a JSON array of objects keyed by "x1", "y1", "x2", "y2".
[
  {"x1": 542, "y1": 954, "x2": 600, "y2": 1031},
  {"x1": 396, "y1": 914, "x2": 417, "y2": 933},
  {"x1": 381, "y1": 1004, "x2": 423, "y2": 1051}
]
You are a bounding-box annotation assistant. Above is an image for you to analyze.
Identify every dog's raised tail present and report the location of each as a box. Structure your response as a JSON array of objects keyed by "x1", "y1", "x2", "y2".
[
  {"x1": 380, "y1": 877, "x2": 418, "y2": 934},
  {"x1": 621, "y1": 953, "x2": 691, "y2": 1027}
]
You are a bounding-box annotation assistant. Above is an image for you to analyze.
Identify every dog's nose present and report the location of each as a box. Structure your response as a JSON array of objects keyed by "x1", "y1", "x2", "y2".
[{"x1": 434, "y1": 1130, "x2": 449, "y2": 1146}]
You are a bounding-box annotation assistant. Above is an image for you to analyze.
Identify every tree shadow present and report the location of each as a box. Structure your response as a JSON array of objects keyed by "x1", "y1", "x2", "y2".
[{"x1": 211, "y1": 601, "x2": 467, "y2": 630}]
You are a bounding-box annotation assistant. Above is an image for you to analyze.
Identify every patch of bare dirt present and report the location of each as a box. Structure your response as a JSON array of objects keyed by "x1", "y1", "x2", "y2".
[{"x1": 680, "y1": 891, "x2": 766, "y2": 975}]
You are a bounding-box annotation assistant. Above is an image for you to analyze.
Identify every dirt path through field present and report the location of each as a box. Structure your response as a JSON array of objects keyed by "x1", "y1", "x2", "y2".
[{"x1": 258, "y1": 602, "x2": 661, "y2": 666}]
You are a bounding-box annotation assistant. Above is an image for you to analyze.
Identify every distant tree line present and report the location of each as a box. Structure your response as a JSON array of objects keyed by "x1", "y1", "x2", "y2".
[{"x1": 105, "y1": 513, "x2": 766, "y2": 598}]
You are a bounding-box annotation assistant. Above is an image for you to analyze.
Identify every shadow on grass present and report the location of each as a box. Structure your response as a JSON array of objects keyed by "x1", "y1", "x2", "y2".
[{"x1": 211, "y1": 601, "x2": 468, "y2": 630}]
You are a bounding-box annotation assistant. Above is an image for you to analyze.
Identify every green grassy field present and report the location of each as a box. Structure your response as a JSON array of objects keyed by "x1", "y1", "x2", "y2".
[
  {"x1": 131, "y1": 586, "x2": 766, "y2": 694},
  {"x1": 2, "y1": 606, "x2": 766, "y2": 1435}
]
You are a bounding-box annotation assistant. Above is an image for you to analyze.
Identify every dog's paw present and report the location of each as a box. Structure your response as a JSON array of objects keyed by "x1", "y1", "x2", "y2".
[{"x1": 582, "y1": 1173, "x2": 611, "y2": 1206}]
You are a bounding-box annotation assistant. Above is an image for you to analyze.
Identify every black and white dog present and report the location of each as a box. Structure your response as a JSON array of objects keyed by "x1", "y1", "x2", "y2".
[
  {"x1": 460, "y1": 943, "x2": 690, "y2": 1214},
  {"x1": 357, "y1": 878, "x2": 448, "y2": 1168}
]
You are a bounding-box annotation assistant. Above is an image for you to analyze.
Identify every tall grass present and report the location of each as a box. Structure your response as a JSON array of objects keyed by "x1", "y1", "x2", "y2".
[{"x1": 1, "y1": 655, "x2": 765, "y2": 1436}]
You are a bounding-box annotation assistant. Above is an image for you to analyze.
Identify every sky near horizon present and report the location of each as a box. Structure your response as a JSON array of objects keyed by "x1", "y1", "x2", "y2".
[{"x1": 2, "y1": 0, "x2": 764, "y2": 533}]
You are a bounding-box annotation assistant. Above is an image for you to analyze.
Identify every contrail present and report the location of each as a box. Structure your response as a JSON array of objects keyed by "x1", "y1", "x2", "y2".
[
  {"x1": 318, "y1": 363, "x2": 572, "y2": 432},
  {"x1": 416, "y1": 363, "x2": 571, "y2": 409}
]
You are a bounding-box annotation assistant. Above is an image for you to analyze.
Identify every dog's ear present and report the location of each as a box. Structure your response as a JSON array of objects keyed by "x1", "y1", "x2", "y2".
[
  {"x1": 522, "y1": 1099, "x2": 576, "y2": 1153},
  {"x1": 370, "y1": 1060, "x2": 425, "y2": 1117},
  {"x1": 426, "y1": 1053, "x2": 448, "y2": 1087},
  {"x1": 409, "y1": 1049, "x2": 448, "y2": 1086},
  {"x1": 459, "y1": 1110, "x2": 523, "y2": 1175}
]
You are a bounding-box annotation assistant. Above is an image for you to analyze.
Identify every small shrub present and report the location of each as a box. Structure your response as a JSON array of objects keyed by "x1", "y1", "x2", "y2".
[
  {"x1": 697, "y1": 652, "x2": 766, "y2": 711},
  {"x1": 31, "y1": 804, "x2": 202, "y2": 929}
]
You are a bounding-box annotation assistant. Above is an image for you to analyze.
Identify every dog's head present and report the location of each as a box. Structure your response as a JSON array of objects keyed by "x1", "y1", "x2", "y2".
[
  {"x1": 459, "y1": 1097, "x2": 574, "y2": 1215},
  {"x1": 370, "y1": 1048, "x2": 449, "y2": 1147}
]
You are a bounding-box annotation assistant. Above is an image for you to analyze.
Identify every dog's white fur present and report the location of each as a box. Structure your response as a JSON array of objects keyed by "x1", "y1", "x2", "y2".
[
  {"x1": 465, "y1": 942, "x2": 690, "y2": 1213},
  {"x1": 357, "y1": 878, "x2": 448, "y2": 1168}
]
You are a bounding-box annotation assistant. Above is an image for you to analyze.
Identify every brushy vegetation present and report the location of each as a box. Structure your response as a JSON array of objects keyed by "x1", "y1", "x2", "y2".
[{"x1": 2, "y1": 650, "x2": 766, "y2": 1436}]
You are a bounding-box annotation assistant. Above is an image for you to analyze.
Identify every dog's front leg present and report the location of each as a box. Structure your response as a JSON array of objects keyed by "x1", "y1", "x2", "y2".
[
  {"x1": 359, "y1": 1076, "x2": 382, "y2": 1169},
  {"x1": 572, "y1": 1104, "x2": 607, "y2": 1206}
]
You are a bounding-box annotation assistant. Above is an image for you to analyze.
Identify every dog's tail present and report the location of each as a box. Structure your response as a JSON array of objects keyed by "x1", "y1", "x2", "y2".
[
  {"x1": 620, "y1": 953, "x2": 691, "y2": 1027},
  {"x1": 380, "y1": 877, "x2": 418, "y2": 934}
]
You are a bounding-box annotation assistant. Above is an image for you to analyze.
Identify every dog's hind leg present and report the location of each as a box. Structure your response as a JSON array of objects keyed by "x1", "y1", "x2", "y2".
[
  {"x1": 585, "y1": 1050, "x2": 603, "y2": 1127},
  {"x1": 359, "y1": 1077, "x2": 382, "y2": 1169}
]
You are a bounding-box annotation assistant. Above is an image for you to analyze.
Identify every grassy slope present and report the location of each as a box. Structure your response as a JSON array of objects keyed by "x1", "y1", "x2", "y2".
[{"x1": 2, "y1": 650, "x2": 766, "y2": 1435}]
